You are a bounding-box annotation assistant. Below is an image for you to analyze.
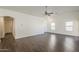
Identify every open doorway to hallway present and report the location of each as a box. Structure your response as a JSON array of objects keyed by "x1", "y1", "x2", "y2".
[{"x1": 0, "y1": 16, "x2": 15, "y2": 51}]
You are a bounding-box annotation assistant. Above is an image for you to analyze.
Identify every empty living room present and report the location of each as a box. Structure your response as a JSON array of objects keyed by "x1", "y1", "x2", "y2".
[{"x1": 0, "y1": 6, "x2": 79, "y2": 52}]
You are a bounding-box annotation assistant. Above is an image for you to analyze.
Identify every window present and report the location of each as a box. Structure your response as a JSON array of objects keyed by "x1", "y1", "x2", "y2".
[
  {"x1": 51, "y1": 22, "x2": 55, "y2": 30},
  {"x1": 65, "y1": 21, "x2": 73, "y2": 31}
]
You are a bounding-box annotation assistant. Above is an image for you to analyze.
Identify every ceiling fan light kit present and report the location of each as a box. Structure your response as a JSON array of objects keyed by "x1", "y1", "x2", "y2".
[{"x1": 45, "y1": 6, "x2": 54, "y2": 16}]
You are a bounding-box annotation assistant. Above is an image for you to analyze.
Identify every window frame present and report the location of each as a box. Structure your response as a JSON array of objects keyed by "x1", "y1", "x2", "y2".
[
  {"x1": 65, "y1": 21, "x2": 73, "y2": 31},
  {"x1": 51, "y1": 22, "x2": 55, "y2": 31}
]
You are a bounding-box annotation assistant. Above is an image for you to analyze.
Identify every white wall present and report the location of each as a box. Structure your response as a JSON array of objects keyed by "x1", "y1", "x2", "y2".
[
  {"x1": 47, "y1": 12, "x2": 79, "y2": 36},
  {"x1": 0, "y1": 8, "x2": 47, "y2": 39},
  {"x1": 0, "y1": 7, "x2": 78, "y2": 38}
]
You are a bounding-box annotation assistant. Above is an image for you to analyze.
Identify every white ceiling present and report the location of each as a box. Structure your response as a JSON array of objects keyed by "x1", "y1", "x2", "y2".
[{"x1": 0, "y1": 6, "x2": 79, "y2": 17}]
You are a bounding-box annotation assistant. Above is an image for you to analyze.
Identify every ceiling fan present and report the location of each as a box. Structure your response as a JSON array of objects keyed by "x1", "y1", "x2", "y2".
[{"x1": 45, "y1": 6, "x2": 54, "y2": 16}]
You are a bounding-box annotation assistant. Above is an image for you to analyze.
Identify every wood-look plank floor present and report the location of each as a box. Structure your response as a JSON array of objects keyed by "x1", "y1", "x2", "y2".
[{"x1": 0, "y1": 33, "x2": 79, "y2": 52}]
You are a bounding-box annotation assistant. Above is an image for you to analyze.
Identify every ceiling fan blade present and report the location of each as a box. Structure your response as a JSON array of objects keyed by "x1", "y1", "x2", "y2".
[
  {"x1": 50, "y1": 12, "x2": 54, "y2": 14},
  {"x1": 45, "y1": 11, "x2": 47, "y2": 14}
]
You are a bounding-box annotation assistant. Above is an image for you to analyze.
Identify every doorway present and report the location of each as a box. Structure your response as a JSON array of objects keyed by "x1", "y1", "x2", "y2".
[
  {"x1": 4, "y1": 16, "x2": 15, "y2": 35},
  {"x1": 0, "y1": 16, "x2": 15, "y2": 50},
  {"x1": 0, "y1": 16, "x2": 15, "y2": 39}
]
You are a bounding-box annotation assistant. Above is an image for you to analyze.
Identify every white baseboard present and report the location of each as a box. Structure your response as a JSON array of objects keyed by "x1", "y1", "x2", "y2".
[{"x1": 45, "y1": 32, "x2": 79, "y2": 37}]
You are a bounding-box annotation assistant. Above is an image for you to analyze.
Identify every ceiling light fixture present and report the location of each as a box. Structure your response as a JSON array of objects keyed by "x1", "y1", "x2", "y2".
[{"x1": 45, "y1": 6, "x2": 54, "y2": 16}]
